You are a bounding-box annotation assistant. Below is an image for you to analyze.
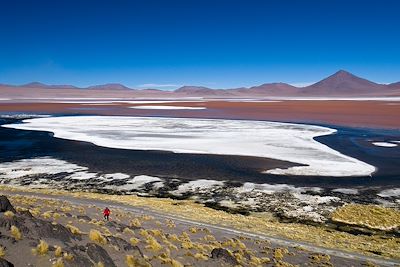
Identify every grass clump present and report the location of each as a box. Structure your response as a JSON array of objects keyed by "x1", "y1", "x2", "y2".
[
  {"x1": 89, "y1": 229, "x2": 107, "y2": 245},
  {"x1": 10, "y1": 225, "x2": 22, "y2": 240},
  {"x1": 274, "y1": 247, "x2": 288, "y2": 261},
  {"x1": 145, "y1": 236, "x2": 162, "y2": 251},
  {"x1": 194, "y1": 252, "x2": 208, "y2": 260},
  {"x1": 42, "y1": 211, "x2": 52, "y2": 219},
  {"x1": 52, "y1": 258, "x2": 64, "y2": 267},
  {"x1": 3, "y1": 211, "x2": 14, "y2": 218},
  {"x1": 0, "y1": 246, "x2": 5, "y2": 258},
  {"x1": 130, "y1": 218, "x2": 141, "y2": 227},
  {"x1": 66, "y1": 224, "x2": 82, "y2": 235},
  {"x1": 130, "y1": 237, "x2": 140, "y2": 245},
  {"x1": 32, "y1": 240, "x2": 49, "y2": 255},
  {"x1": 54, "y1": 246, "x2": 62, "y2": 257},
  {"x1": 331, "y1": 204, "x2": 400, "y2": 231},
  {"x1": 63, "y1": 252, "x2": 74, "y2": 261},
  {"x1": 126, "y1": 255, "x2": 151, "y2": 267},
  {"x1": 123, "y1": 227, "x2": 135, "y2": 236}
]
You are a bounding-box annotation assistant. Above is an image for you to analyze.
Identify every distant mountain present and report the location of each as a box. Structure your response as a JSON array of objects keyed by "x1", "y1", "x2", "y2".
[
  {"x1": 301, "y1": 70, "x2": 385, "y2": 96},
  {"x1": 388, "y1": 82, "x2": 400, "y2": 89},
  {"x1": 2, "y1": 70, "x2": 400, "y2": 97},
  {"x1": 243, "y1": 83, "x2": 299, "y2": 96},
  {"x1": 86, "y1": 83, "x2": 133, "y2": 90},
  {"x1": 175, "y1": 86, "x2": 234, "y2": 96},
  {"x1": 21, "y1": 82, "x2": 79, "y2": 89}
]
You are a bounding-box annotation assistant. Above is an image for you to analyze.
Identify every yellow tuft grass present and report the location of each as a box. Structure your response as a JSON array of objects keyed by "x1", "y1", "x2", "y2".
[
  {"x1": 274, "y1": 247, "x2": 288, "y2": 261},
  {"x1": 145, "y1": 236, "x2": 162, "y2": 251},
  {"x1": 101, "y1": 226, "x2": 112, "y2": 236},
  {"x1": 188, "y1": 227, "x2": 198, "y2": 234},
  {"x1": 171, "y1": 259, "x2": 184, "y2": 267},
  {"x1": 10, "y1": 225, "x2": 22, "y2": 240},
  {"x1": 181, "y1": 240, "x2": 194, "y2": 250},
  {"x1": 63, "y1": 252, "x2": 74, "y2": 261},
  {"x1": 0, "y1": 246, "x2": 5, "y2": 258},
  {"x1": 149, "y1": 229, "x2": 163, "y2": 237},
  {"x1": 139, "y1": 229, "x2": 150, "y2": 238},
  {"x1": 89, "y1": 229, "x2": 107, "y2": 245},
  {"x1": 165, "y1": 219, "x2": 176, "y2": 228},
  {"x1": 130, "y1": 218, "x2": 141, "y2": 227},
  {"x1": 194, "y1": 252, "x2": 208, "y2": 260},
  {"x1": 94, "y1": 262, "x2": 104, "y2": 267},
  {"x1": 29, "y1": 207, "x2": 41, "y2": 217},
  {"x1": 52, "y1": 258, "x2": 64, "y2": 267},
  {"x1": 33, "y1": 240, "x2": 49, "y2": 255},
  {"x1": 66, "y1": 224, "x2": 82, "y2": 235},
  {"x1": 4, "y1": 211, "x2": 15, "y2": 218},
  {"x1": 54, "y1": 246, "x2": 62, "y2": 257},
  {"x1": 42, "y1": 211, "x2": 52, "y2": 219},
  {"x1": 130, "y1": 237, "x2": 140, "y2": 245},
  {"x1": 125, "y1": 255, "x2": 151, "y2": 267},
  {"x1": 123, "y1": 227, "x2": 135, "y2": 236},
  {"x1": 331, "y1": 204, "x2": 400, "y2": 231}
]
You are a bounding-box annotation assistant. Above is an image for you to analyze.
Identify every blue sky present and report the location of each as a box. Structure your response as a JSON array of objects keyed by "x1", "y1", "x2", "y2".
[{"x1": 0, "y1": 0, "x2": 399, "y2": 89}]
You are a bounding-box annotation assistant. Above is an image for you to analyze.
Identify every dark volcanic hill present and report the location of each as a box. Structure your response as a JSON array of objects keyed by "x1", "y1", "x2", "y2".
[
  {"x1": 86, "y1": 83, "x2": 133, "y2": 90},
  {"x1": 301, "y1": 70, "x2": 386, "y2": 96}
]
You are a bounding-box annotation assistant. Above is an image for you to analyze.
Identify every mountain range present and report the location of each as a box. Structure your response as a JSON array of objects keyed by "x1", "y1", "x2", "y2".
[{"x1": 1, "y1": 70, "x2": 399, "y2": 98}]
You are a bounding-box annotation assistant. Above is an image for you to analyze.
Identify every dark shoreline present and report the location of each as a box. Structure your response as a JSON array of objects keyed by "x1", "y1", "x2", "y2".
[{"x1": 0, "y1": 115, "x2": 399, "y2": 189}]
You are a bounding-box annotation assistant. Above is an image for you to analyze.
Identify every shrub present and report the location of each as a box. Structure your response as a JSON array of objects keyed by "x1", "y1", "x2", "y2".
[
  {"x1": 54, "y1": 246, "x2": 62, "y2": 257},
  {"x1": 0, "y1": 246, "x2": 5, "y2": 258},
  {"x1": 189, "y1": 227, "x2": 198, "y2": 234},
  {"x1": 145, "y1": 236, "x2": 162, "y2": 251},
  {"x1": 33, "y1": 240, "x2": 49, "y2": 255},
  {"x1": 4, "y1": 211, "x2": 14, "y2": 218},
  {"x1": 42, "y1": 211, "x2": 52, "y2": 219},
  {"x1": 89, "y1": 229, "x2": 107, "y2": 245},
  {"x1": 130, "y1": 237, "x2": 140, "y2": 245},
  {"x1": 194, "y1": 253, "x2": 208, "y2": 260},
  {"x1": 123, "y1": 228, "x2": 135, "y2": 235},
  {"x1": 130, "y1": 218, "x2": 141, "y2": 227},
  {"x1": 171, "y1": 259, "x2": 184, "y2": 267},
  {"x1": 63, "y1": 252, "x2": 74, "y2": 261},
  {"x1": 52, "y1": 258, "x2": 64, "y2": 267},
  {"x1": 66, "y1": 224, "x2": 82, "y2": 235},
  {"x1": 274, "y1": 248, "x2": 288, "y2": 261},
  {"x1": 10, "y1": 225, "x2": 22, "y2": 240}
]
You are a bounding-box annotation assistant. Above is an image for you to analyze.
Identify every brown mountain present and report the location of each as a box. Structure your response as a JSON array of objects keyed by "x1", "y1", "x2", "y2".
[
  {"x1": 241, "y1": 83, "x2": 299, "y2": 96},
  {"x1": 21, "y1": 82, "x2": 80, "y2": 89},
  {"x1": 86, "y1": 83, "x2": 133, "y2": 90},
  {"x1": 1, "y1": 70, "x2": 399, "y2": 98},
  {"x1": 388, "y1": 82, "x2": 400, "y2": 89},
  {"x1": 175, "y1": 86, "x2": 235, "y2": 96},
  {"x1": 301, "y1": 70, "x2": 387, "y2": 96}
]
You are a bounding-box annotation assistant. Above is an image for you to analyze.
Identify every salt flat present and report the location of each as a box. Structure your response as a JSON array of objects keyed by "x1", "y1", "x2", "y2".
[{"x1": 3, "y1": 116, "x2": 375, "y2": 176}]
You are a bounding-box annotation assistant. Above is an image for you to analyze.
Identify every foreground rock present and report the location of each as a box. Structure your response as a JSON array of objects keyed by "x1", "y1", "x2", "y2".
[{"x1": 0, "y1": 196, "x2": 15, "y2": 213}]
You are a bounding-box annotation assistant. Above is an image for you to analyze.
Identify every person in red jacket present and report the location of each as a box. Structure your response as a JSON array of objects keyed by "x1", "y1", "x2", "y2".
[{"x1": 103, "y1": 207, "x2": 110, "y2": 221}]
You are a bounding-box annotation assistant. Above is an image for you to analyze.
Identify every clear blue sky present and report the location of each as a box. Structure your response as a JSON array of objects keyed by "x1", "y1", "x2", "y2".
[{"x1": 0, "y1": 0, "x2": 399, "y2": 89}]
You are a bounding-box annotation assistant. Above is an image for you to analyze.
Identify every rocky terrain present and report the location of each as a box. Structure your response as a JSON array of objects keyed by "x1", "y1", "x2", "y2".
[
  {"x1": 0, "y1": 192, "x2": 378, "y2": 267},
  {"x1": 0, "y1": 157, "x2": 399, "y2": 231},
  {"x1": 0, "y1": 186, "x2": 399, "y2": 266}
]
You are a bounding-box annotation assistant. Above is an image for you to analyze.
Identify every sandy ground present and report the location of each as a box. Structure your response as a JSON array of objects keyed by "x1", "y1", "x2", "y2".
[
  {"x1": 0, "y1": 100, "x2": 399, "y2": 129},
  {"x1": 0, "y1": 188, "x2": 397, "y2": 267}
]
